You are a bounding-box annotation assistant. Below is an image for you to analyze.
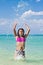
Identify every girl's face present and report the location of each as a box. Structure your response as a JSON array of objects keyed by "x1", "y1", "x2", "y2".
[{"x1": 19, "y1": 29, "x2": 24, "y2": 36}]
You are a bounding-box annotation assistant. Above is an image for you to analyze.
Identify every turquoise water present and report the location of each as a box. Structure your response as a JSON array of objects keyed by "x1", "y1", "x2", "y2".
[{"x1": 0, "y1": 35, "x2": 43, "y2": 65}]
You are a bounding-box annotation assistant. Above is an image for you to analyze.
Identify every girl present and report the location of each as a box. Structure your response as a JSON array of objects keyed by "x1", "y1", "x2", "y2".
[{"x1": 13, "y1": 23, "x2": 30, "y2": 60}]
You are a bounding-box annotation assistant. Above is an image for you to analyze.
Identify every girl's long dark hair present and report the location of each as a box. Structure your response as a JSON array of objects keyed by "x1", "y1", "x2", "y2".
[{"x1": 17, "y1": 28, "x2": 25, "y2": 37}]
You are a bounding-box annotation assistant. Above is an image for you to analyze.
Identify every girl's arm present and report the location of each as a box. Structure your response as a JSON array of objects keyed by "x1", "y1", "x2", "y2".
[
  {"x1": 24, "y1": 23, "x2": 30, "y2": 38},
  {"x1": 13, "y1": 23, "x2": 17, "y2": 36}
]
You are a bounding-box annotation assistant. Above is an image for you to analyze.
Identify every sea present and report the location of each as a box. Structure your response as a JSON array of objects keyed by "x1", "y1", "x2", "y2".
[{"x1": 0, "y1": 34, "x2": 43, "y2": 65}]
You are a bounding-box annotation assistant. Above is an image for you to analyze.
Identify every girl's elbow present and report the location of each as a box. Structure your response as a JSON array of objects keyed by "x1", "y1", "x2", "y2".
[{"x1": 29, "y1": 29, "x2": 30, "y2": 32}]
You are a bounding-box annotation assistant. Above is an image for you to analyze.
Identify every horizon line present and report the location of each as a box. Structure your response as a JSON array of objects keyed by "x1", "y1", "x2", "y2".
[{"x1": 0, "y1": 34, "x2": 43, "y2": 36}]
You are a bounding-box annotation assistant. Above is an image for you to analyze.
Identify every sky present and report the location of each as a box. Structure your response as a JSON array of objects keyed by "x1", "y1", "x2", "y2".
[{"x1": 0, "y1": 0, "x2": 43, "y2": 34}]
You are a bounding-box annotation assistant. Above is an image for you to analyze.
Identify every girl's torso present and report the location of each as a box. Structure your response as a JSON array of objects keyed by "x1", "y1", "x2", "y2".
[{"x1": 16, "y1": 36, "x2": 26, "y2": 50}]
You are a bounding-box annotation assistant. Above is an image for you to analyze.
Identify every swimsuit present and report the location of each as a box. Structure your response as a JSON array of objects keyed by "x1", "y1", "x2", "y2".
[
  {"x1": 15, "y1": 37, "x2": 26, "y2": 58},
  {"x1": 16, "y1": 37, "x2": 26, "y2": 42},
  {"x1": 15, "y1": 50, "x2": 25, "y2": 57}
]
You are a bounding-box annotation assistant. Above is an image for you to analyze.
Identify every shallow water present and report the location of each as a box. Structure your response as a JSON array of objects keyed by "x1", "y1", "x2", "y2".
[{"x1": 0, "y1": 35, "x2": 43, "y2": 65}]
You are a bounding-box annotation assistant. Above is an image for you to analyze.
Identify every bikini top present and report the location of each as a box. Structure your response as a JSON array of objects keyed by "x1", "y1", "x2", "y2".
[{"x1": 16, "y1": 37, "x2": 26, "y2": 42}]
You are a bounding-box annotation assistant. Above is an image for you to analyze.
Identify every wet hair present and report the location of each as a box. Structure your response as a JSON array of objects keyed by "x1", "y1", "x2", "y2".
[{"x1": 17, "y1": 28, "x2": 25, "y2": 37}]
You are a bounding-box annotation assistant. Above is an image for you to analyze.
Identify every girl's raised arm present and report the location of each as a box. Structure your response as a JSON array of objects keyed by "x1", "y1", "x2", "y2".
[
  {"x1": 13, "y1": 22, "x2": 18, "y2": 36},
  {"x1": 24, "y1": 23, "x2": 30, "y2": 38}
]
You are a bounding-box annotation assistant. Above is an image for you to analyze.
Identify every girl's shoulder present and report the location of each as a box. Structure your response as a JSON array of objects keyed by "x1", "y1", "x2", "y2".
[{"x1": 15, "y1": 36, "x2": 18, "y2": 38}]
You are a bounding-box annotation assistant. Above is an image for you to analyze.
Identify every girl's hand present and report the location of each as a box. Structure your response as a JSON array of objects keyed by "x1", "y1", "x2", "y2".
[
  {"x1": 24, "y1": 23, "x2": 30, "y2": 30},
  {"x1": 13, "y1": 22, "x2": 18, "y2": 29},
  {"x1": 24, "y1": 22, "x2": 29, "y2": 27}
]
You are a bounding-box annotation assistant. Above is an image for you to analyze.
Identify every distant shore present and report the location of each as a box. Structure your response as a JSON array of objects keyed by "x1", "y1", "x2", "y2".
[{"x1": 0, "y1": 34, "x2": 43, "y2": 36}]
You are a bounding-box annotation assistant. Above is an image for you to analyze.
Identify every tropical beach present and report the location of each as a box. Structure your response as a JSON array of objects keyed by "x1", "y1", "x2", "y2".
[{"x1": 0, "y1": 0, "x2": 43, "y2": 65}]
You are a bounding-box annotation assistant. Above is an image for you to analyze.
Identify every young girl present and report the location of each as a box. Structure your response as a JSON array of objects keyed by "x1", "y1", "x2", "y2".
[{"x1": 13, "y1": 23, "x2": 30, "y2": 60}]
